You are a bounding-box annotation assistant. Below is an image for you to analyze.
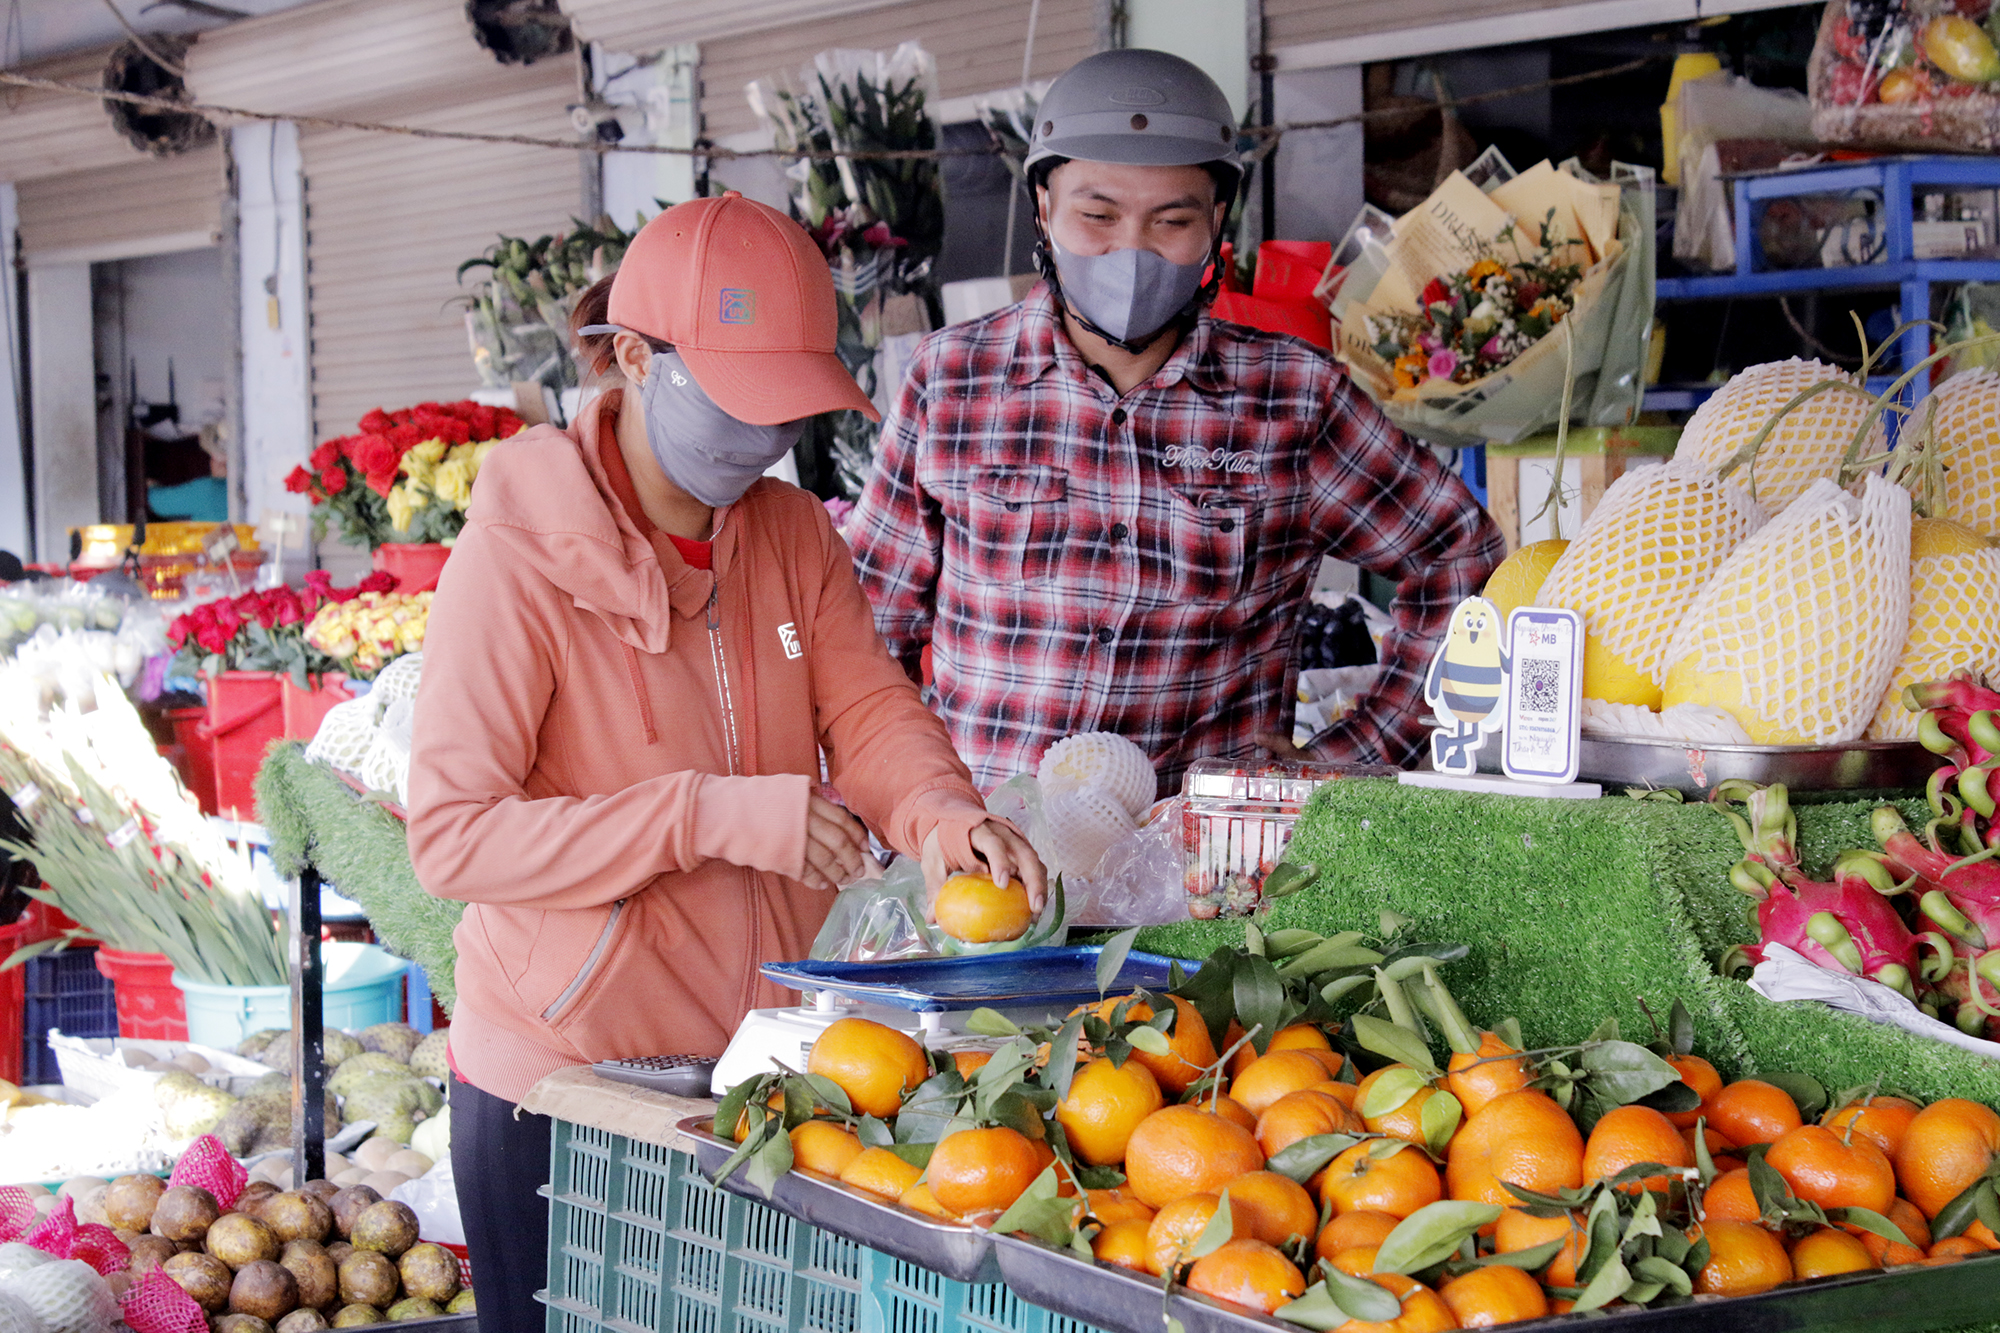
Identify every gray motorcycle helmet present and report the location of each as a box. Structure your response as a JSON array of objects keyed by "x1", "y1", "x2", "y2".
[{"x1": 1025, "y1": 48, "x2": 1241, "y2": 192}]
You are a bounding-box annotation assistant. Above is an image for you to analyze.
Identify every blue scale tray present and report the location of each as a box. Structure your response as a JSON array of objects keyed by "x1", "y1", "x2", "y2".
[{"x1": 758, "y1": 947, "x2": 1191, "y2": 1013}]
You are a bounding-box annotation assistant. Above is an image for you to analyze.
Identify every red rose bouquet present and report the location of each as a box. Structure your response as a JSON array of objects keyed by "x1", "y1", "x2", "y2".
[
  {"x1": 166, "y1": 570, "x2": 398, "y2": 686},
  {"x1": 283, "y1": 400, "x2": 525, "y2": 551}
]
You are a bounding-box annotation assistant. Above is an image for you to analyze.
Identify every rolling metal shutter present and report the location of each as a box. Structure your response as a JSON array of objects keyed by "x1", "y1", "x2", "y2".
[
  {"x1": 0, "y1": 47, "x2": 155, "y2": 183},
  {"x1": 15, "y1": 145, "x2": 224, "y2": 266},
  {"x1": 699, "y1": 0, "x2": 1097, "y2": 141},
  {"x1": 299, "y1": 60, "x2": 585, "y2": 440},
  {"x1": 561, "y1": 0, "x2": 911, "y2": 53}
]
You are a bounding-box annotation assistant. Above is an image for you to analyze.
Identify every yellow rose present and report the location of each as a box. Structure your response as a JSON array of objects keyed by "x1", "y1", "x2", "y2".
[
  {"x1": 431, "y1": 457, "x2": 474, "y2": 508},
  {"x1": 385, "y1": 485, "x2": 419, "y2": 533},
  {"x1": 407, "y1": 438, "x2": 449, "y2": 467}
]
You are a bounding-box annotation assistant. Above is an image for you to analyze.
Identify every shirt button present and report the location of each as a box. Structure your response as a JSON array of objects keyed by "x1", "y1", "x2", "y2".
[
  {"x1": 1111, "y1": 408, "x2": 1127, "y2": 426},
  {"x1": 1005, "y1": 502, "x2": 1021, "y2": 512},
  {"x1": 1218, "y1": 518, "x2": 1235, "y2": 533},
  {"x1": 1109, "y1": 523, "x2": 1128, "y2": 541},
  {"x1": 1096, "y1": 627, "x2": 1114, "y2": 645}
]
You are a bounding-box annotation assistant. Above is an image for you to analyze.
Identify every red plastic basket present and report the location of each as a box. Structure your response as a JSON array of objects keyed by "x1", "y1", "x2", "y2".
[
  {"x1": 95, "y1": 947, "x2": 188, "y2": 1041},
  {"x1": 0, "y1": 921, "x2": 25, "y2": 1084},
  {"x1": 439, "y1": 1241, "x2": 472, "y2": 1288},
  {"x1": 198, "y1": 671, "x2": 285, "y2": 819}
]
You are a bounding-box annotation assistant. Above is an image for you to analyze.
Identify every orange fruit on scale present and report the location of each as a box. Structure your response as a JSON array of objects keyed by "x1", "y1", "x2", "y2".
[
  {"x1": 806, "y1": 1017, "x2": 931, "y2": 1119},
  {"x1": 1183, "y1": 1238, "x2": 1307, "y2": 1316},
  {"x1": 1664, "y1": 1054, "x2": 1723, "y2": 1129},
  {"x1": 1056, "y1": 1055, "x2": 1164, "y2": 1167},
  {"x1": 1123, "y1": 1105, "x2": 1266, "y2": 1209},
  {"x1": 1582, "y1": 1104, "x2": 1693, "y2": 1194},
  {"x1": 1822, "y1": 1094, "x2": 1921, "y2": 1159},
  {"x1": 1894, "y1": 1098, "x2": 2000, "y2": 1218},
  {"x1": 1703, "y1": 1168, "x2": 1763, "y2": 1224},
  {"x1": 1444, "y1": 1031, "x2": 1531, "y2": 1119},
  {"x1": 1446, "y1": 1089, "x2": 1584, "y2": 1207},
  {"x1": 1439, "y1": 1262, "x2": 1550, "y2": 1328},
  {"x1": 1092, "y1": 993, "x2": 1217, "y2": 1095},
  {"x1": 1091, "y1": 1217, "x2": 1154, "y2": 1272},
  {"x1": 839, "y1": 1147, "x2": 923, "y2": 1201},
  {"x1": 1233, "y1": 1050, "x2": 1340, "y2": 1119},
  {"x1": 1702, "y1": 1079, "x2": 1804, "y2": 1148},
  {"x1": 1315, "y1": 1210, "x2": 1401, "y2": 1264},
  {"x1": 932, "y1": 870, "x2": 1033, "y2": 943},
  {"x1": 1223, "y1": 1171, "x2": 1319, "y2": 1247},
  {"x1": 1145, "y1": 1193, "x2": 1238, "y2": 1276},
  {"x1": 1492, "y1": 1207, "x2": 1585, "y2": 1287},
  {"x1": 732, "y1": 1088, "x2": 786, "y2": 1141},
  {"x1": 1854, "y1": 1197, "x2": 1929, "y2": 1266},
  {"x1": 1765, "y1": 1124, "x2": 1896, "y2": 1214},
  {"x1": 1321, "y1": 1141, "x2": 1443, "y2": 1219},
  {"x1": 1255, "y1": 1089, "x2": 1363, "y2": 1161},
  {"x1": 928, "y1": 1126, "x2": 1045, "y2": 1215},
  {"x1": 1789, "y1": 1226, "x2": 1876, "y2": 1279},
  {"x1": 789, "y1": 1120, "x2": 865, "y2": 1177},
  {"x1": 1693, "y1": 1220, "x2": 1793, "y2": 1296},
  {"x1": 1327, "y1": 1272, "x2": 1457, "y2": 1333}
]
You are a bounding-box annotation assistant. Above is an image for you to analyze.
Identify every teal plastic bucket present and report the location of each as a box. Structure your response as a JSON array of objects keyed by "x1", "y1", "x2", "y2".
[{"x1": 173, "y1": 942, "x2": 410, "y2": 1047}]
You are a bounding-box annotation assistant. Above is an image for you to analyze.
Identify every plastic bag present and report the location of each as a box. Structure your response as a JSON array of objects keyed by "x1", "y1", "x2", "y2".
[
  {"x1": 810, "y1": 855, "x2": 935, "y2": 962},
  {"x1": 389, "y1": 1153, "x2": 464, "y2": 1247},
  {"x1": 1066, "y1": 798, "x2": 1189, "y2": 928}
]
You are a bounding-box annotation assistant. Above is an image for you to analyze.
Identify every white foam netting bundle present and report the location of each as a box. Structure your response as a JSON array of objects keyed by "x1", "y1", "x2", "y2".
[
  {"x1": 1869, "y1": 544, "x2": 2000, "y2": 740},
  {"x1": 1581, "y1": 699, "x2": 1753, "y2": 745},
  {"x1": 1036, "y1": 733, "x2": 1156, "y2": 877},
  {"x1": 1673, "y1": 358, "x2": 1885, "y2": 515},
  {"x1": 305, "y1": 653, "x2": 424, "y2": 804},
  {"x1": 1, "y1": 1260, "x2": 114, "y2": 1333},
  {"x1": 1534, "y1": 459, "x2": 1766, "y2": 691},
  {"x1": 1664, "y1": 475, "x2": 1911, "y2": 744}
]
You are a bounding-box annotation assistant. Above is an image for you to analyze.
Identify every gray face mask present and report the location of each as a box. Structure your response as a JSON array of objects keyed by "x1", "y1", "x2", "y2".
[
  {"x1": 1048, "y1": 238, "x2": 1210, "y2": 346},
  {"x1": 637, "y1": 351, "x2": 805, "y2": 508}
]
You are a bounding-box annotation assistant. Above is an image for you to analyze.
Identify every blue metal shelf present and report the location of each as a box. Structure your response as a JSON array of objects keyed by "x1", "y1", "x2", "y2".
[{"x1": 1653, "y1": 155, "x2": 2000, "y2": 374}]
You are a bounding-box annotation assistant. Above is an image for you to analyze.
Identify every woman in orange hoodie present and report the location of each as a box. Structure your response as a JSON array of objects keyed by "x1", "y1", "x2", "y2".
[{"x1": 406, "y1": 194, "x2": 1041, "y2": 1328}]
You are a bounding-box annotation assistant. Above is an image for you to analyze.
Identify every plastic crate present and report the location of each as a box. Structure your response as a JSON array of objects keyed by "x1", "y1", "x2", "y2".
[
  {"x1": 541, "y1": 1131, "x2": 1109, "y2": 1333},
  {"x1": 21, "y1": 948, "x2": 116, "y2": 1084}
]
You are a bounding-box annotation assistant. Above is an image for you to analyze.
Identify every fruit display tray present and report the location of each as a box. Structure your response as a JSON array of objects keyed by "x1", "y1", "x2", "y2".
[
  {"x1": 990, "y1": 1229, "x2": 2000, "y2": 1333},
  {"x1": 679, "y1": 1117, "x2": 1000, "y2": 1283},
  {"x1": 1480, "y1": 734, "x2": 1940, "y2": 797},
  {"x1": 758, "y1": 948, "x2": 1189, "y2": 1014}
]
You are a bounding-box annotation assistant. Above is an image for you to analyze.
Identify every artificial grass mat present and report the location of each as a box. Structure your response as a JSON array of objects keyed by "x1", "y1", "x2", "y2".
[{"x1": 255, "y1": 742, "x2": 459, "y2": 1014}]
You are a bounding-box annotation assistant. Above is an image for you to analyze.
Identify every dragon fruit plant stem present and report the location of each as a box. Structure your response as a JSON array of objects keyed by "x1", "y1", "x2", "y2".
[
  {"x1": 1714, "y1": 782, "x2": 1921, "y2": 999},
  {"x1": 1872, "y1": 805, "x2": 2000, "y2": 1035}
]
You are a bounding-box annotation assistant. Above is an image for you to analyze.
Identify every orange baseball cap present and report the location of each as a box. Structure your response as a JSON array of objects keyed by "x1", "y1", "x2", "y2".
[{"x1": 606, "y1": 191, "x2": 880, "y2": 424}]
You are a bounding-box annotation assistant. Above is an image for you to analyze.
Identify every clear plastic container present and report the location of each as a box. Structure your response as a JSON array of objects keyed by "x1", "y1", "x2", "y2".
[{"x1": 1179, "y1": 759, "x2": 1395, "y2": 918}]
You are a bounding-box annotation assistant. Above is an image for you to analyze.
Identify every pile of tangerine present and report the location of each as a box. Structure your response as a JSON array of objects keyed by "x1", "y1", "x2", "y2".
[{"x1": 740, "y1": 1002, "x2": 2000, "y2": 1330}]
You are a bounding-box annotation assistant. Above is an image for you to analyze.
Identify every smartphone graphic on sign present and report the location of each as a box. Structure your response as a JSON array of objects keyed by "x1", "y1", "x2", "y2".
[{"x1": 1502, "y1": 608, "x2": 1583, "y2": 785}]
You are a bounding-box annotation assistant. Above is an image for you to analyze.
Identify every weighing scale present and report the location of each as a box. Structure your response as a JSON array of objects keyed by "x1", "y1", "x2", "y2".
[{"x1": 709, "y1": 946, "x2": 1190, "y2": 1095}]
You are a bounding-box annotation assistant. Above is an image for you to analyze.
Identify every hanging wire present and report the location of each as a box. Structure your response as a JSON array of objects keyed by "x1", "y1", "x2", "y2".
[{"x1": 1000, "y1": 0, "x2": 1042, "y2": 280}]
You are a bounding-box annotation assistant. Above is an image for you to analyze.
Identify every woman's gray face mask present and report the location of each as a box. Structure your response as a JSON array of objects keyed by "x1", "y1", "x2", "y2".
[{"x1": 638, "y1": 351, "x2": 805, "y2": 507}]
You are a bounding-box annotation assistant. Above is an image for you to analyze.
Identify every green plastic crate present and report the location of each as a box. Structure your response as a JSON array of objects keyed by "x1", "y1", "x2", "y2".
[{"x1": 538, "y1": 1126, "x2": 1111, "y2": 1333}]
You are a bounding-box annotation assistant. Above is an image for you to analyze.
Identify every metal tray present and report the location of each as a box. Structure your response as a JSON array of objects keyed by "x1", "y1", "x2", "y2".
[
  {"x1": 759, "y1": 947, "x2": 1191, "y2": 1013},
  {"x1": 993, "y1": 1230, "x2": 2000, "y2": 1333},
  {"x1": 677, "y1": 1116, "x2": 1000, "y2": 1283},
  {"x1": 1479, "y1": 733, "x2": 1939, "y2": 797}
]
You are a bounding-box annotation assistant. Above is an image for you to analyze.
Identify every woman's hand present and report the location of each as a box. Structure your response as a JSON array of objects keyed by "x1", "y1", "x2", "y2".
[
  {"x1": 920, "y1": 819, "x2": 1049, "y2": 924},
  {"x1": 802, "y1": 793, "x2": 873, "y2": 892}
]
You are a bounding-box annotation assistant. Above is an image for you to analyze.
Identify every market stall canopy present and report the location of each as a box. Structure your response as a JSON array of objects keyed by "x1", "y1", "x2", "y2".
[
  {"x1": 559, "y1": 0, "x2": 909, "y2": 53},
  {"x1": 0, "y1": 46, "x2": 158, "y2": 183},
  {"x1": 183, "y1": 0, "x2": 526, "y2": 121}
]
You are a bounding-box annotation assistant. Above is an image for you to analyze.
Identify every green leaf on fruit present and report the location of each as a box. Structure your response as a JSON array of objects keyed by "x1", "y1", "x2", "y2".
[
  {"x1": 1350, "y1": 1015, "x2": 1439, "y2": 1077},
  {"x1": 966, "y1": 1008, "x2": 1023, "y2": 1038},
  {"x1": 1096, "y1": 928, "x2": 1142, "y2": 996},
  {"x1": 1266, "y1": 1134, "x2": 1363, "y2": 1185},
  {"x1": 1373, "y1": 1201, "x2": 1501, "y2": 1275},
  {"x1": 1578, "y1": 1041, "x2": 1679, "y2": 1105}
]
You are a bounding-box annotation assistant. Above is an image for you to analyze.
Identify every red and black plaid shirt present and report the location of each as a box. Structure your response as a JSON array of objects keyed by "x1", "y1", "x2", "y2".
[{"x1": 846, "y1": 284, "x2": 1504, "y2": 794}]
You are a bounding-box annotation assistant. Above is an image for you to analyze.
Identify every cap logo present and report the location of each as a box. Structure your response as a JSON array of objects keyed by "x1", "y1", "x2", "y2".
[
  {"x1": 719, "y1": 288, "x2": 757, "y2": 324},
  {"x1": 1108, "y1": 86, "x2": 1166, "y2": 108}
]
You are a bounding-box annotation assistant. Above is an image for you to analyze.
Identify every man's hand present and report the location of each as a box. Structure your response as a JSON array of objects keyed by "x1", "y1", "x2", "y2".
[
  {"x1": 920, "y1": 819, "x2": 1050, "y2": 924},
  {"x1": 802, "y1": 792, "x2": 872, "y2": 892},
  {"x1": 1255, "y1": 731, "x2": 1313, "y2": 761}
]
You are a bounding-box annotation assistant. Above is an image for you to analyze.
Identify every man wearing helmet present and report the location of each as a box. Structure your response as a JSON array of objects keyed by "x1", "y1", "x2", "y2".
[{"x1": 846, "y1": 49, "x2": 1505, "y2": 794}]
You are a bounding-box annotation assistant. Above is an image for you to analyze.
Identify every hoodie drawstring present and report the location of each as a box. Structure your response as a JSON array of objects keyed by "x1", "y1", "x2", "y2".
[{"x1": 621, "y1": 642, "x2": 658, "y2": 745}]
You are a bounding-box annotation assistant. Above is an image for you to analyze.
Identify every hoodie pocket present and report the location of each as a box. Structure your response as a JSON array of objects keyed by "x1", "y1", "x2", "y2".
[
  {"x1": 967, "y1": 467, "x2": 1069, "y2": 586},
  {"x1": 539, "y1": 898, "x2": 626, "y2": 1023}
]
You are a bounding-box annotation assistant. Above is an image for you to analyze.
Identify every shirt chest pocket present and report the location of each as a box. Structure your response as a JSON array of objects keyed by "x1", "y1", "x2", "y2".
[
  {"x1": 967, "y1": 467, "x2": 1070, "y2": 586},
  {"x1": 1166, "y1": 485, "x2": 1264, "y2": 602}
]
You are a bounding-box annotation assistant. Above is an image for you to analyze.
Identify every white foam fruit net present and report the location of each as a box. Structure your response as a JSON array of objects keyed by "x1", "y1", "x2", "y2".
[
  {"x1": 1868, "y1": 545, "x2": 2000, "y2": 739},
  {"x1": 1043, "y1": 784, "x2": 1138, "y2": 879},
  {"x1": 1037, "y1": 732, "x2": 1155, "y2": 819},
  {"x1": 305, "y1": 653, "x2": 425, "y2": 802},
  {"x1": 2, "y1": 1261, "x2": 116, "y2": 1333},
  {"x1": 1673, "y1": 358, "x2": 1885, "y2": 515},
  {"x1": 1581, "y1": 699, "x2": 1754, "y2": 745},
  {"x1": 1664, "y1": 475, "x2": 1912, "y2": 744},
  {"x1": 1921, "y1": 368, "x2": 2000, "y2": 540},
  {"x1": 1534, "y1": 459, "x2": 1767, "y2": 688}
]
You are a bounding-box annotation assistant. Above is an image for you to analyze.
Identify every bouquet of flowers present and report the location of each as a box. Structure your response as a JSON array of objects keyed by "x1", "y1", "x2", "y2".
[
  {"x1": 460, "y1": 219, "x2": 634, "y2": 415},
  {"x1": 304, "y1": 591, "x2": 431, "y2": 678},
  {"x1": 1329, "y1": 152, "x2": 1656, "y2": 448},
  {"x1": 165, "y1": 570, "x2": 398, "y2": 686},
  {"x1": 1367, "y1": 237, "x2": 1585, "y2": 392},
  {"x1": 284, "y1": 400, "x2": 525, "y2": 551}
]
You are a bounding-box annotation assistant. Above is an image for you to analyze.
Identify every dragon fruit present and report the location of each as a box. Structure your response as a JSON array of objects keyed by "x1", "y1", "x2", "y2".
[
  {"x1": 1715, "y1": 782, "x2": 1922, "y2": 998},
  {"x1": 1870, "y1": 804, "x2": 2000, "y2": 1034}
]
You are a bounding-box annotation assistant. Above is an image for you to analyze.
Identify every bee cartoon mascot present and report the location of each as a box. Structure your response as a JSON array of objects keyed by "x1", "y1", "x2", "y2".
[{"x1": 1424, "y1": 596, "x2": 1510, "y2": 774}]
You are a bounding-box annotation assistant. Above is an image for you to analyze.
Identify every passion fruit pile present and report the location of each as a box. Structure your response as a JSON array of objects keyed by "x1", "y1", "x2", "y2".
[{"x1": 93, "y1": 1173, "x2": 471, "y2": 1329}]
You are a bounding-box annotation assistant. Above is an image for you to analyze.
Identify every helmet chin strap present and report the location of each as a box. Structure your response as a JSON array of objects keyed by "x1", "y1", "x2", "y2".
[{"x1": 1030, "y1": 211, "x2": 1226, "y2": 357}]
